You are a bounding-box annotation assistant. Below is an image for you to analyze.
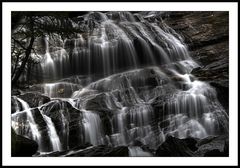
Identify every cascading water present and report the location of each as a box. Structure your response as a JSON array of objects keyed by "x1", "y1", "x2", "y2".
[
  {"x1": 128, "y1": 146, "x2": 153, "y2": 157},
  {"x1": 82, "y1": 110, "x2": 105, "y2": 146},
  {"x1": 11, "y1": 11, "x2": 228, "y2": 156},
  {"x1": 39, "y1": 109, "x2": 62, "y2": 151},
  {"x1": 12, "y1": 98, "x2": 42, "y2": 145},
  {"x1": 41, "y1": 35, "x2": 56, "y2": 79},
  {"x1": 12, "y1": 98, "x2": 62, "y2": 152}
]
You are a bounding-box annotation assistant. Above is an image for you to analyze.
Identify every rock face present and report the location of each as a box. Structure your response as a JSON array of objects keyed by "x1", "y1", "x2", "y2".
[
  {"x1": 38, "y1": 135, "x2": 228, "y2": 157},
  {"x1": 18, "y1": 92, "x2": 51, "y2": 108},
  {"x1": 11, "y1": 128, "x2": 38, "y2": 156},
  {"x1": 156, "y1": 135, "x2": 228, "y2": 157},
  {"x1": 67, "y1": 145, "x2": 129, "y2": 157},
  {"x1": 163, "y1": 11, "x2": 229, "y2": 112},
  {"x1": 195, "y1": 135, "x2": 229, "y2": 156},
  {"x1": 11, "y1": 66, "x2": 229, "y2": 155},
  {"x1": 12, "y1": 100, "x2": 85, "y2": 152},
  {"x1": 39, "y1": 145, "x2": 129, "y2": 157},
  {"x1": 40, "y1": 100, "x2": 85, "y2": 150},
  {"x1": 155, "y1": 136, "x2": 197, "y2": 156},
  {"x1": 209, "y1": 82, "x2": 229, "y2": 114}
]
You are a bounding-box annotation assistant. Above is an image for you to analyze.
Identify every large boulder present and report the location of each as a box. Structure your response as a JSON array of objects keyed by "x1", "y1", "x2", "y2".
[
  {"x1": 103, "y1": 146, "x2": 129, "y2": 156},
  {"x1": 65, "y1": 145, "x2": 129, "y2": 157},
  {"x1": 11, "y1": 108, "x2": 56, "y2": 152},
  {"x1": 36, "y1": 143, "x2": 93, "y2": 157},
  {"x1": 12, "y1": 100, "x2": 85, "y2": 152},
  {"x1": 40, "y1": 100, "x2": 84, "y2": 150},
  {"x1": 84, "y1": 93, "x2": 121, "y2": 112},
  {"x1": 18, "y1": 92, "x2": 51, "y2": 108},
  {"x1": 39, "y1": 145, "x2": 129, "y2": 157},
  {"x1": 155, "y1": 136, "x2": 198, "y2": 156},
  {"x1": 11, "y1": 128, "x2": 38, "y2": 156},
  {"x1": 155, "y1": 135, "x2": 228, "y2": 157},
  {"x1": 195, "y1": 135, "x2": 229, "y2": 156}
]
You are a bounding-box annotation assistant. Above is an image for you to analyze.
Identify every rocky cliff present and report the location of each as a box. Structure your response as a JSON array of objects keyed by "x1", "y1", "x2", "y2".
[{"x1": 163, "y1": 11, "x2": 229, "y2": 113}]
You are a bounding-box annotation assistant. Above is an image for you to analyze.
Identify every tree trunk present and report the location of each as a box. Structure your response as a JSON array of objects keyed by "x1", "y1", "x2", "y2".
[
  {"x1": 12, "y1": 36, "x2": 35, "y2": 85},
  {"x1": 12, "y1": 16, "x2": 35, "y2": 85},
  {"x1": 27, "y1": 62, "x2": 32, "y2": 84},
  {"x1": 11, "y1": 52, "x2": 21, "y2": 79}
]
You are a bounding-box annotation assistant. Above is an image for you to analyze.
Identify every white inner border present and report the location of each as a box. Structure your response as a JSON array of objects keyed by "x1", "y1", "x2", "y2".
[{"x1": 2, "y1": 2, "x2": 238, "y2": 166}]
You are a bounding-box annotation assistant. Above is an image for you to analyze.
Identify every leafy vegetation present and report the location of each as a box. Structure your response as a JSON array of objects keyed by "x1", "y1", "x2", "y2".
[{"x1": 11, "y1": 12, "x2": 86, "y2": 86}]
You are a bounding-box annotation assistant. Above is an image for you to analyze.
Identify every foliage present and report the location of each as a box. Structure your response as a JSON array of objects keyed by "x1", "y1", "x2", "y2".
[{"x1": 11, "y1": 12, "x2": 86, "y2": 85}]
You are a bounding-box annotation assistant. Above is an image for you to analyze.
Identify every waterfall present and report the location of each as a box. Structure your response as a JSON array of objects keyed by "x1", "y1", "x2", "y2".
[
  {"x1": 12, "y1": 98, "x2": 62, "y2": 152},
  {"x1": 31, "y1": 12, "x2": 198, "y2": 82},
  {"x1": 41, "y1": 36, "x2": 56, "y2": 79},
  {"x1": 82, "y1": 110, "x2": 104, "y2": 146},
  {"x1": 43, "y1": 82, "x2": 81, "y2": 98},
  {"x1": 128, "y1": 146, "x2": 153, "y2": 157},
  {"x1": 12, "y1": 98, "x2": 42, "y2": 150},
  {"x1": 11, "y1": 11, "x2": 229, "y2": 156},
  {"x1": 39, "y1": 109, "x2": 62, "y2": 151}
]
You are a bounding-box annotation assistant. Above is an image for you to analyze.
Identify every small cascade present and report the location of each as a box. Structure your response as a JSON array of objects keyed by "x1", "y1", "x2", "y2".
[
  {"x1": 11, "y1": 96, "x2": 21, "y2": 113},
  {"x1": 12, "y1": 98, "x2": 42, "y2": 150},
  {"x1": 41, "y1": 36, "x2": 56, "y2": 79},
  {"x1": 12, "y1": 98, "x2": 63, "y2": 152},
  {"x1": 81, "y1": 110, "x2": 105, "y2": 146},
  {"x1": 43, "y1": 82, "x2": 81, "y2": 98},
  {"x1": 128, "y1": 146, "x2": 153, "y2": 156},
  {"x1": 39, "y1": 109, "x2": 62, "y2": 151}
]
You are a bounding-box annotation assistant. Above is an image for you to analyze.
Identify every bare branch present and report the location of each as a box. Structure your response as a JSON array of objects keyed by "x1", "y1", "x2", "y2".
[{"x1": 12, "y1": 37, "x2": 27, "y2": 50}]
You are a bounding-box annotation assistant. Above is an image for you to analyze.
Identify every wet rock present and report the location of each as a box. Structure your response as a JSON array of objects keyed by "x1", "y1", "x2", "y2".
[
  {"x1": 164, "y1": 11, "x2": 229, "y2": 112},
  {"x1": 155, "y1": 135, "x2": 228, "y2": 157},
  {"x1": 155, "y1": 136, "x2": 197, "y2": 156},
  {"x1": 11, "y1": 89, "x2": 22, "y2": 96},
  {"x1": 39, "y1": 145, "x2": 129, "y2": 157},
  {"x1": 204, "y1": 149, "x2": 227, "y2": 157},
  {"x1": 37, "y1": 143, "x2": 93, "y2": 157},
  {"x1": 11, "y1": 128, "x2": 38, "y2": 156},
  {"x1": 164, "y1": 12, "x2": 228, "y2": 49},
  {"x1": 103, "y1": 146, "x2": 129, "y2": 156},
  {"x1": 131, "y1": 140, "x2": 144, "y2": 146},
  {"x1": 18, "y1": 92, "x2": 51, "y2": 108},
  {"x1": 84, "y1": 93, "x2": 120, "y2": 112},
  {"x1": 210, "y1": 82, "x2": 229, "y2": 114},
  {"x1": 12, "y1": 107, "x2": 54, "y2": 152},
  {"x1": 40, "y1": 100, "x2": 84, "y2": 149},
  {"x1": 66, "y1": 145, "x2": 129, "y2": 157},
  {"x1": 88, "y1": 68, "x2": 167, "y2": 92},
  {"x1": 195, "y1": 135, "x2": 229, "y2": 157},
  {"x1": 72, "y1": 143, "x2": 93, "y2": 150}
]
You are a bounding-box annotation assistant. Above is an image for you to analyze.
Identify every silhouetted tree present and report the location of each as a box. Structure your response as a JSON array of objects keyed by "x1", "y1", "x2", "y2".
[{"x1": 11, "y1": 12, "x2": 86, "y2": 86}]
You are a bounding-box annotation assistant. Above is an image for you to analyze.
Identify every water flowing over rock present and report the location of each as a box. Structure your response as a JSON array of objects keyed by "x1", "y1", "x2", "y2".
[
  {"x1": 128, "y1": 146, "x2": 153, "y2": 156},
  {"x1": 17, "y1": 92, "x2": 51, "y2": 108},
  {"x1": 11, "y1": 11, "x2": 229, "y2": 156},
  {"x1": 162, "y1": 11, "x2": 229, "y2": 113}
]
